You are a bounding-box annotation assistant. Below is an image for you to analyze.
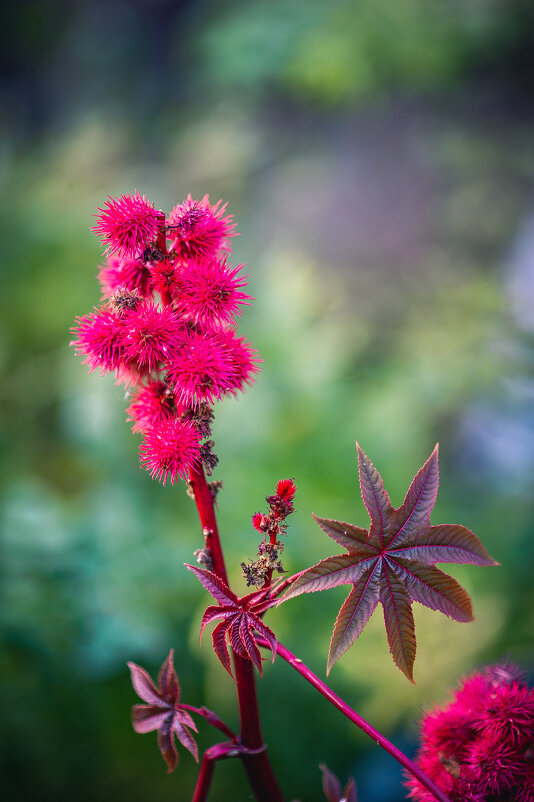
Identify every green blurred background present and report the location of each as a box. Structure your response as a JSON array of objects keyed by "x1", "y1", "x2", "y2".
[{"x1": 2, "y1": 1, "x2": 534, "y2": 799}]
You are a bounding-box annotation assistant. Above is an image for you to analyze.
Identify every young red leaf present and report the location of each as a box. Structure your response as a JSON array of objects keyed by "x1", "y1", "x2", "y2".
[
  {"x1": 281, "y1": 444, "x2": 498, "y2": 680},
  {"x1": 198, "y1": 585, "x2": 277, "y2": 675}
]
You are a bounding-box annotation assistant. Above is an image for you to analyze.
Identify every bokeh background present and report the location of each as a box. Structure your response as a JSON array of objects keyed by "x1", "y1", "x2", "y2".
[{"x1": 2, "y1": 1, "x2": 534, "y2": 800}]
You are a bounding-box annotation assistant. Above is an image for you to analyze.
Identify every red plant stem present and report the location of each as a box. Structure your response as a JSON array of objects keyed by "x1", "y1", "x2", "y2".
[
  {"x1": 180, "y1": 704, "x2": 237, "y2": 741},
  {"x1": 155, "y1": 230, "x2": 172, "y2": 306},
  {"x1": 188, "y1": 463, "x2": 228, "y2": 583},
  {"x1": 187, "y1": 463, "x2": 285, "y2": 802},
  {"x1": 191, "y1": 742, "x2": 238, "y2": 802},
  {"x1": 257, "y1": 637, "x2": 451, "y2": 802}
]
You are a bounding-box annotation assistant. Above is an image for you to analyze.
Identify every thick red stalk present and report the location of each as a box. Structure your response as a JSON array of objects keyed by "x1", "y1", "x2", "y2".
[
  {"x1": 188, "y1": 463, "x2": 285, "y2": 802},
  {"x1": 257, "y1": 637, "x2": 451, "y2": 802},
  {"x1": 188, "y1": 463, "x2": 228, "y2": 583}
]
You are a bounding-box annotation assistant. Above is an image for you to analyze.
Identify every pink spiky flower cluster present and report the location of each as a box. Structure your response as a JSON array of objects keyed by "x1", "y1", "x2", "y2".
[
  {"x1": 72, "y1": 192, "x2": 260, "y2": 485},
  {"x1": 406, "y1": 664, "x2": 534, "y2": 801}
]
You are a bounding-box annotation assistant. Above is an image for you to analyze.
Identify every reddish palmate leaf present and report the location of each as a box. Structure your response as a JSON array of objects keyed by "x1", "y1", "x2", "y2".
[
  {"x1": 128, "y1": 649, "x2": 199, "y2": 772},
  {"x1": 187, "y1": 565, "x2": 277, "y2": 676},
  {"x1": 281, "y1": 444, "x2": 498, "y2": 681}
]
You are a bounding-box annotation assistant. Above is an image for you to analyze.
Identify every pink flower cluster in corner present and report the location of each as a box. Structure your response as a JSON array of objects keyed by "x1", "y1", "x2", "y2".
[
  {"x1": 406, "y1": 664, "x2": 534, "y2": 801},
  {"x1": 71, "y1": 192, "x2": 260, "y2": 485}
]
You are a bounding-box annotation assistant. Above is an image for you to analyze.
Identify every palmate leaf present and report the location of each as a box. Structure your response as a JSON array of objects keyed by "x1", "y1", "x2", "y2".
[
  {"x1": 281, "y1": 444, "x2": 498, "y2": 681},
  {"x1": 187, "y1": 564, "x2": 277, "y2": 677}
]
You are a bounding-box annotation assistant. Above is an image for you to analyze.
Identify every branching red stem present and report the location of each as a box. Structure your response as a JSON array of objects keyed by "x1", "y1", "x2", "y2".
[
  {"x1": 188, "y1": 463, "x2": 228, "y2": 583},
  {"x1": 191, "y1": 742, "x2": 238, "y2": 802},
  {"x1": 256, "y1": 637, "x2": 451, "y2": 802},
  {"x1": 180, "y1": 704, "x2": 237, "y2": 741},
  {"x1": 187, "y1": 463, "x2": 285, "y2": 802}
]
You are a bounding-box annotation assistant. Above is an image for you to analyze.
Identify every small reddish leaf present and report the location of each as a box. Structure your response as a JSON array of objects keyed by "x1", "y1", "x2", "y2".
[
  {"x1": 356, "y1": 442, "x2": 392, "y2": 546},
  {"x1": 380, "y1": 565, "x2": 416, "y2": 682},
  {"x1": 128, "y1": 652, "x2": 198, "y2": 773},
  {"x1": 186, "y1": 564, "x2": 239, "y2": 606},
  {"x1": 327, "y1": 563, "x2": 381, "y2": 674},
  {"x1": 319, "y1": 763, "x2": 342, "y2": 802},
  {"x1": 212, "y1": 620, "x2": 233, "y2": 676},
  {"x1": 312, "y1": 515, "x2": 375, "y2": 552}
]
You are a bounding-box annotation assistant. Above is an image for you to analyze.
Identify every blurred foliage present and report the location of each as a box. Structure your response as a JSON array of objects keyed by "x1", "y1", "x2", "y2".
[{"x1": 2, "y1": 1, "x2": 534, "y2": 801}]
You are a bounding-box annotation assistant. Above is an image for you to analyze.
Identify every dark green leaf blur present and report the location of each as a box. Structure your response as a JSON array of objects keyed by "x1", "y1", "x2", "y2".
[{"x1": 1, "y1": 1, "x2": 534, "y2": 800}]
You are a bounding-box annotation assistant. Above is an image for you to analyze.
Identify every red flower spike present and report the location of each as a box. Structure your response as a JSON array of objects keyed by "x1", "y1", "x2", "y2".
[
  {"x1": 176, "y1": 256, "x2": 251, "y2": 330},
  {"x1": 139, "y1": 417, "x2": 201, "y2": 485},
  {"x1": 280, "y1": 444, "x2": 498, "y2": 681},
  {"x1": 93, "y1": 192, "x2": 165, "y2": 260},
  {"x1": 122, "y1": 301, "x2": 185, "y2": 372},
  {"x1": 187, "y1": 565, "x2": 277, "y2": 677},
  {"x1": 166, "y1": 329, "x2": 235, "y2": 409},
  {"x1": 99, "y1": 255, "x2": 152, "y2": 299},
  {"x1": 167, "y1": 194, "x2": 236, "y2": 262},
  {"x1": 128, "y1": 649, "x2": 199, "y2": 773}
]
